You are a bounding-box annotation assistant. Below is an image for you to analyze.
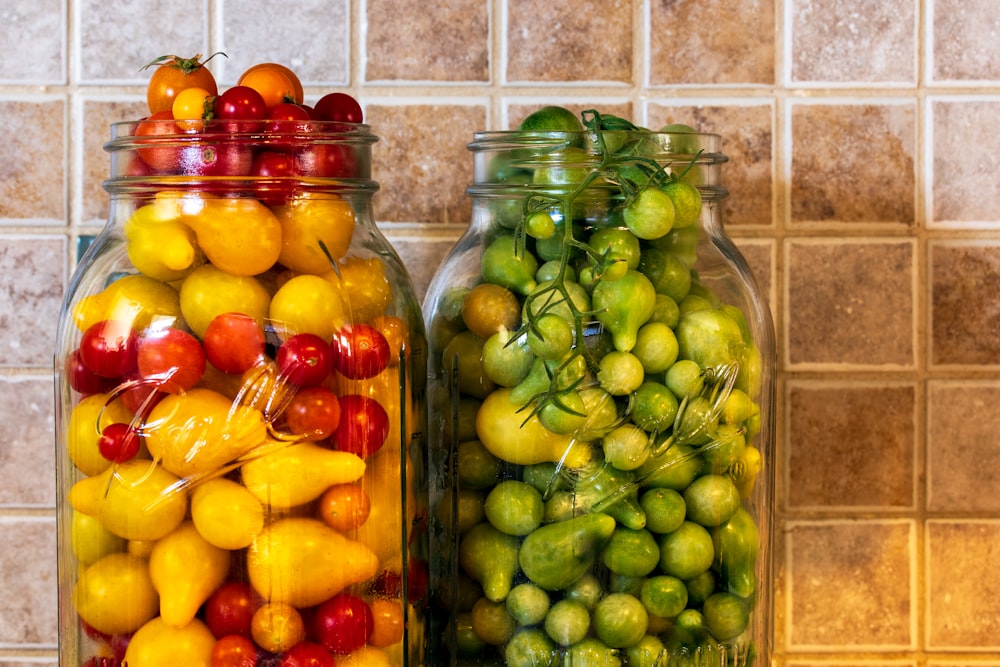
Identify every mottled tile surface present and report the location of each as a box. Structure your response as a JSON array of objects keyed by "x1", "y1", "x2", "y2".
[
  {"x1": 790, "y1": 102, "x2": 915, "y2": 224},
  {"x1": 0, "y1": 100, "x2": 66, "y2": 223},
  {"x1": 0, "y1": 377, "x2": 57, "y2": 507},
  {"x1": 932, "y1": 0, "x2": 1000, "y2": 82},
  {"x1": 927, "y1": 521, "x2": 1000, "y2": 648},
  {"x1": 649, "y1": 0, "x2": 775, "y2": 85},
  {"x1": 786, "y1": 240, "x2": 914, "y2": 366},
  {"x1": 790, "y1": 0, "x2": 916, "y2": 83},
  {"x1": 366, "y1": 0, "x2": 488, "y2": 81},
  {"x1": 1, "y1": 0, "x2": 65, "y2": 83},
  {"x1": 0, "y1": 517, "x2": 58, "y2": 645},
  {"x1": 931, "y1": 99, "x2": 1000, "y2": 226},
  {"x1": 928, "y1": 382, "x2": 1000, "y2": 512},
  {"x1": 787, "y1": 381, "x2": 915, "y2": 509},
  {"x1": 930, "y1": 242, "x2": 1000, "y2": 366},
  {"x1": 81, "y1": 99, "x2": 149, "y2": 224},
  {"x1": 0, "y1": 237, "x2": 67, "y2": 367}
]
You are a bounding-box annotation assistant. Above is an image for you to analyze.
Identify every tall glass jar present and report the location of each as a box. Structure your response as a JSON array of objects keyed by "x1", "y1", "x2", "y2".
[
  {"x1": 423, "y1": 118, "x2": 775, "y2": 666},
  {"x1": 55, "y1": 120, "x2": 428, "y2": 666}
]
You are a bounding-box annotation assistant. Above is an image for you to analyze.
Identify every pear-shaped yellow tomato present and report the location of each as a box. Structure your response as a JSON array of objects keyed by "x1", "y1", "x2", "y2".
[
  {"x1": 72, "y1": 273, "x2": 182, "y2": 334},
  {"x1": 179, "y1": 196, "x2": 283, "y2": 276},
  {"x1": 124, "y1": 197, "x2": 206, "y2": 282},
  {"x1": 73, "y1": 552, "x2": 158, "y2": 636},
  {"x1": 68, "y1": 458, "x2": 187, "y2": 542},
  {"x1": 67, "y1": 392, "x2": 134, "y2": 476},
  {"x1": 240, "y1": 442, "x2": 366, "y2": 509},
  {"x1": 71, "y1": 510, "x2": 126, "y2": 566},
  {"x1": 143, "y1": 387, "x2": 268, "y2": 479},
  {"x1": 124, "y1": 616, "x2": 216, "y2": 667},
  {"x1": 274, "y1": 195, "x2": 356, "y2": 274},
  {"x1": 190, "y1": 477, "x2": 264, "y2": 549},
  {"x1": 247, "y1": 517, "x2": 379, "y2": 608},
  {"x1": 475, "y1": 388, "x2": 592, "y2": 468},
  {"x1": 149, "y1": 521, "x2": 230, "y2": 628}
]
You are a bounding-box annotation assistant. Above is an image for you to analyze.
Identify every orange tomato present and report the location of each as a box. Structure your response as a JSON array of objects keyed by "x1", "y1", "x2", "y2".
[
  {"x1": 145, "y1": 53, "x2": 220, "y2": 115},
  {"x1": 240, "y1": 62, "x2": 304, "y2": 104},
  {"x1": 318, "y1": 482, "x2": 372, "y2": 532},
  {"x1": 238, "y1": 66, "x2": 300, "y2": 109}
]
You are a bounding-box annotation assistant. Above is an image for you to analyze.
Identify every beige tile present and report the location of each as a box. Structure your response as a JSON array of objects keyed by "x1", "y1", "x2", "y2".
[
  {"x1": 927, "y1": 381, "x2": 1000, "y2": 512},
  {"x1": 506, "y1": 0, "x2": 632, "y2": 83},
  {"x1": 0, "y1": 517, "x2": 57, "y2": 645},
  {"x1": 1, "y1": 0, "x2": 64, "y2": 83},
  {"x1": 81, "y1": 99, "x2": 149, "y2": 224},
  {"x1": 649, "y1": 0, "x2": 775, "y2": 85},
  {"x1": 382, "y1": 228, "x2": 464, "y2": 303},
  {"x1": 648, "y1": 102, "x2": 774, "y2": 227},
  {"x1": 787, "y1": 520, "x2": 914, "y2": 648},
  {"x1": 931, "y1": 0, "x2": 1000, "y2": 82},
  {"x1": 786, "y1": 381, "x2": 916, "y2": 509},
  {"x1": 219, "y1": 0, "x2": 349, "y2": 85},
  {"x1": 789, "y1": 0, "x2": 916, "y2": 83},
  {"x1": 785, "y1": 240, "x2": 915, "y2": 367},
  {"x1": 927, "y1": 520, "x2": 1000, "y2": 648},
  {"x1": 0, "y1": 100, "x2": 66, "y2": 223},
  {"x1": 0, "y1": 378, "x2": 56, "y2": 507},
  {"x1": 366, "y1": 0, "x2": 488, "y2": 82},
  {"x1": 930, "y1": 100, "x2": 1000, "y2": 226},
  {"x1": 930, "y1": 241, "x2": 1000, "y2": 366},
  {"x1": 0, "y1": 236, "x2": 67, "y2": 367},
  {"x1": 77, "y1": 0, "x2": 208, "y2": 82},
  {"x1": 366, "y1": 104, "x2": 486, "y2": 223},
  {"x1": 507, "y1": 102, "x2": 633, "y2": 131},
  {"x1": 733, "y1": 239, "x2": 776, "y2": 320},
  {"x1": 790, "y1": 102, "x2": 915, "y2": 224}
]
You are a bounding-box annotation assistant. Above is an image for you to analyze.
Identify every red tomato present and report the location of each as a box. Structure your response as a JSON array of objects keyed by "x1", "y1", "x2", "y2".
[
  {"x1": 97, "y1": 422, "x2": 141, "y2": 463},
  {"x1": 334, "y1": 394, "x2": 389, "y2": 459},
  {"x1": 313, "y1": 93, "x2": 363, "y2": 123},
  {"x1": 118, "y1": 373, "x2": 166, "y2": 416},
  {"x1": 279, "y1": 641, "x2": 335, "y2": 667},
  {"x1": 203, "y1": 313, "x2": 266, "y2": 374},
  {"x1": 276, "y1": 334, "x2": 333, "y2": 387},
  {"x1": 179, "y1": 141, "x2": 255, "y2": 177},
  {"x1": 135, "y1": 111, "x2": 187, "y2": 173},
  {"x1": 79, "y1": 320, "x2": 139, "y2": 379},
  {"x1": 285, "y1": 386, "x2": 341, "y2": 440},
  {"x1": 137, "y1": 327, "x2": 206, "y2": 392},
  {"x1": 265, "y1": 102, "x2": 314, "y2": 134},
  {"x1": 213, "y1": 86, "x2": 268, "y2": 132},
  {"x1": 81, "y1": 657, "x2": 120, "y2": 667},
  {"x1": 251, "y1": 151, "x2": 301, "y2": 205},
  {"x1": 66, "y1": 349, "x2": 116, "y2": 395},
  {"x1": 145, "y1": 53, "x2": 220, "y2": 115},
  {"x1": 205, "y1": 582, "x2": 258, "y2": 638},
  {"x1": 296, "y1": 143, "x2": 356, "y2": 179},
  {"x1": 310, "y1": 593, "x2": 373, "y2": 655},
  {"x1": 331, "y1": 324, "x2": 390, "y2": 380},
  {"x1": 210, "y1": 634, "x2": 258, "y2": 667}
]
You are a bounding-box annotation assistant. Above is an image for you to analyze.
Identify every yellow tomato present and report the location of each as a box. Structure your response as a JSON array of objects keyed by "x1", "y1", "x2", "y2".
[
  {"x1": 190, "y1": 477, "x2": 264, "y2": 549},
  {"x1": 323, "y1": 255, "x2": 393, "y2": 324},
  {"x1": 274, "y1": 196, "x2": 356, "y2": 274},
  {"x1": 71, "y1": 510, "x2": 126, "y2": 567},
  {"x1": 73, "y1": 553, "x2": 158, "y2": 636},
  {"x1": 67, "y1": 393, "x2": 134, "y2": 476},
  {"x1": 149, "y1": 521, "x2": 230, "y2": 628},
  {"x1": 124, "y1": 198, "x2": 205, "y2": 282},
  {"x1": 73, "y1": 273, "x2": 182, "y2": 333},
  {"x1": 269, "y1": 273, "x2": 346, "y2": 339},
  {"x1": 251, "y1": 602, "x2": 305, "y2": 653},
  {"x1": 179, "y1": 197, "x2": 283, "y2": 276},
  {"x1": 124, "y1": 616, "x2": 216, "y2": 667},
  {"x1": 179, "y1": 264, "x2": 271, "y2": 338}
]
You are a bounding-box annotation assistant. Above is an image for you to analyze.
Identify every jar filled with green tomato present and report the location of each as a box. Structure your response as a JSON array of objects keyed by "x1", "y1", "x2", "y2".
[
  {"x1": 55, "y1": 59, "x2": 429, "y2": 667},
  {"x1": 423, "y1": 107, "x2": 775, "y2": 666}
]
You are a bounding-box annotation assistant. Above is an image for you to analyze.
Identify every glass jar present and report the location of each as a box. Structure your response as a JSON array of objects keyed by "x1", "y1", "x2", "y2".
[
  {"x1": 423, "y1": 119, "x2": 775, "y2": 666},
  {"x1": 55, "y1": 120, "x2": 428, "y2": 666}
]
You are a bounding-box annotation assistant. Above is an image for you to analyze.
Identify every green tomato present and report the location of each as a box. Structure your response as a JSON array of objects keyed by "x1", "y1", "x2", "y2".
[{"x1": 593, "y1": 593, "x2": 649, "y2": 649}]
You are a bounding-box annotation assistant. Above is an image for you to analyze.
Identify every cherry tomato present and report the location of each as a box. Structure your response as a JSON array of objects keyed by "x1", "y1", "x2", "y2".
[
  {"x1": 334, "y1": 394, "x2": 389, "y2": 459},
  {"x1": 279, "y1": 641, "x2": 335, "y2": 667},
  {"x1": 79, "y1": 320, "x2": 139, "y2": 379},
  {"x1": 369, "y1": 598, "x2": 405, "y2": 647},
  {"x1": 172, "y1": 86, "x2": 214, "y2": 131},
  {"x1": 265, "y1": 102, "x2": 314, "y2": 135},
  {"x1": 317, "y1": 482, "x2": 370, "y2": 532},
  {"x1": 310, "y1": 593, "x2": 373, "y2": 655},
  {"x1": 66, "y1": 349, "x2": 117, "y2": 395},
  {"x1": 313, "y1": 93, "x2": 363, "y2": 123},
  {"x1": 210, "y1": 634, "x2": 258, "y2": 667},
  {"x1": 370, "y1": 569, "x2": 403, "y2": 598},
  {"x1": 178, "y1": 141, "x2": 255, "y2": 177},
  {"x1": 136, "y1": 327, "x2": 206, "y2": 392},
  {"x1": 118, "y1": 373, "x2": 166, "y2": 416},
  {"x1": 238, "y1": 67, "x2": 298, "y2": 110},
  {"x1": 213, "y1": 85, "x2": 267, "y2": 132},
  {"x1": 81, "y1": 657, "x2": 120, "y2": 667},
  {"x1": 135, "y1": 111, "x2": 187, "y2": 173},
  {"x1": 203, "y1": 312, "x2": 266, "y2": 374},
  {"x1": 285, "y1": 386, "x2": 341, "y2": 440},
  {"x1": 241, "y1": 63, "x2": 305, "y2": 105},
  {"x1": 296, "y1": 142, "x2": 356, "y2": 179},
  {"x1": 97, "y1": 422, "x2": 142, "y2": 463},
  {"x1": 331, "y1": 323, "x2": 390, "y2": 380},
  {"x1": 205, "y1": 581, "x2": 258, "y2": 638},
  {"x1": 251, "y1": 151, "x2": 301, "y2": 206},
  {"x1": 276, "y1": 333, "x2": 333, "y2": 387},
  {"x1": 145, "y1": 53, "x2": 220, "y2": 115}
]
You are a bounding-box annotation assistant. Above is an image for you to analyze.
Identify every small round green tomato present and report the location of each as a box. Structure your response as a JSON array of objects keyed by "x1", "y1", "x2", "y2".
[
  {"x1": 659, "y1": 521, "x2": 715, "y2": 580},
  {"x1": 597, "y1": 350, "x2": 645, "y2": 396},
  {"x1": 482, "y1": 330, "x2": 535, "y2": 388},
  {"x1": 640, "y1": 575, "x2": 689, "y2": 619},
  {"x1": 457, "y1": 439, "x2": 502, "y2": 490},
  {"x1": 544, "y1": 599, "x2": 591, "y2": 646},
  {"x1": 631, "y1": 381, "x2": 680, "y2": 432},
  {"x1": 601, "y1": 527, "x2": 660, "y2": 578},
  {"x1": 602, "y1": 424, "x2": 652, "y2": 472},
  {"x1": 683, "y1": 474, "x2": 742, "y2": 527},
  {"x1": 639, "y1": 487, "x2": 686, "y2": 535},
  {"x1": 593, "y1": 593, "x2": 649, "y2": 649},
  {"x1": 484, "y1": 480, "x2": 544, "y2": 536},
  {"x1": 703, "y1": 592, "x2": 750, "y2": 641},
  {"x1": 506, "y1": 582, "x2": 551, "y2": 626},
  {"x1": 624, "y1": 187, "x2": 675, "y2": 240},
  {"x1": 632, "y1": 322, "x2": 679, "y2": 375},
  {"x1": 505, "y1": 627, "x2": 557, "y2": 667}
]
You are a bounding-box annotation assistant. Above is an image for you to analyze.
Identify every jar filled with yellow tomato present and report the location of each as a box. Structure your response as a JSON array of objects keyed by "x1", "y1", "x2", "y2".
[{"x1": 55, "y1": 58, "x2": 428, "y2": 667}]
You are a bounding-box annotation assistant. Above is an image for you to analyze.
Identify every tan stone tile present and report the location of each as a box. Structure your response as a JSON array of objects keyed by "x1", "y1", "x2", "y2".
[
  {"x1": 77, "y1": 0, "x2": 208, "y2": 82},
  {"x1": 0, "y1": 378, "x2": 56, "y2": 507},
  {"x1": 648, "y1": 102, "x2": 774, "y2": 227},
  {"x1": 786, "y1": 381, "x2": 916, "y2": 509},
  {"x1": 366, "y1": 0, "x2": 488, "y2": 82},
  {"x1": 506, "y1": 0, "x2": 632, "y2": 83},
  {"x1": 381, "y1": 227, "x2": 465, "y2": 302},
  {"x1": 928, "y1": 382, "x2": 1000, "y2": 512},
  {"x1": 789, "y1": 0, "x2": 916, "y2": 83},
  {"x1": 733, "y1": 239, "x2": 776, "y2": 320},
  {"x1": 0, "y1": 517, "x2": 57, "y2": 645},
  {"x1": 366, "y1": 104, "x2": 486, "y2": 223},
  {"x1": 0, "y1": 99, "x2": 66, "y2": 223},
  {"x1": 1, "y1": 0, "x2": 64, "y2": 83},
  {"x1": 930, "y1": 100, "x2": 1000, "y2": 226},
  {"x1": 790, "y1": 102, "x2": 915, "y2": 224},
  {"x1": 82, "y1": 99, "x2": 149, "y2": 224},
  {"x1": 0, "y1": 236, "x2": 67, "y2": 367},
  {"x1": 218, "y1": 0, "x2": 349, "y2": 85},
  {"x1": 931, "y1": 0, "x2": 1000, "y2": 82},
  {"x1": 927, "y1": 520, "x2": 1000, "y2": 648},
  {"x1": 786, "y1": 520, "x2": 914, "y2": 648},
  {"x1": 930, "y1": 241, "x2": 1000, "y2": 366},
  {"x1": 785, "y1": 240, "x2": 915, "y2": 367},
  {"x1": 506, "y1": 102, "x2": 633, "y2": 131},
  {"x1": 649, "y1": 0, "x2": 774, "y2": 85}
]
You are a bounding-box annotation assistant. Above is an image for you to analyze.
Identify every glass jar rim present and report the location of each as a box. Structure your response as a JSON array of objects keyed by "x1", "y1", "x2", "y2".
[
  {"x1": 105, "y1": 119, "x2": 378, "y2": 151},
  {"x1": 468, "y1": 129, "x2": 726, "y2": 162}
]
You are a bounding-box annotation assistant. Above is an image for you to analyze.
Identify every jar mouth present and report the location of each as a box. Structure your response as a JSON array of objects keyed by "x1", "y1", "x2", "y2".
[
  {"x1": 107, "y1": 119, "x2": 377, "y2": 147},
  {"x1": 468, "y1": 130, "x2": 726, "y2": 163}
]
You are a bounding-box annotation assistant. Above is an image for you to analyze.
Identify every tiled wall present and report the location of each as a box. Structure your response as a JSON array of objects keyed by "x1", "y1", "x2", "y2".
[{"x1": 2, "y1": 0, "x2": 999, "y2": 665}]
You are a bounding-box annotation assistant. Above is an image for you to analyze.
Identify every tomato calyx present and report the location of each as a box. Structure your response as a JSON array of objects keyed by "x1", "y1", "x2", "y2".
[{"x1": 141, "y1": 52, "x2": 227, "y2": 74}]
